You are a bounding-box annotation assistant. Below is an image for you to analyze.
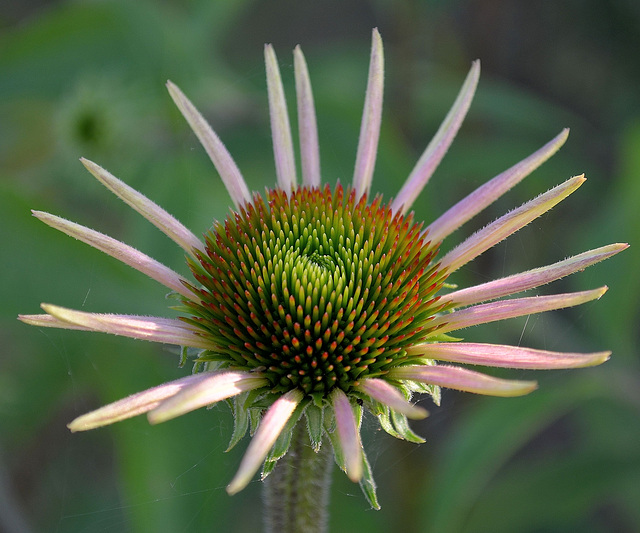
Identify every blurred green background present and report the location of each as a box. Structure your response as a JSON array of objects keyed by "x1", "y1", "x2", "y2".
[{"x1": 1, "y1": 1, "x2": 638, "y2": 532}]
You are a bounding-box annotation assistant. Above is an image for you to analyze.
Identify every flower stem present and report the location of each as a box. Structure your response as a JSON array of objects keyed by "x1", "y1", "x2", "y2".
[{"x1": 263, "y1": 423, "x2": 333, "y2": 533}]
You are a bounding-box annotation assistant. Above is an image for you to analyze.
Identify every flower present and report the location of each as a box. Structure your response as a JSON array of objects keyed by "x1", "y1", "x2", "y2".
[{"x1": 19, "y1": 29, "x2": 626, "y2": 508}]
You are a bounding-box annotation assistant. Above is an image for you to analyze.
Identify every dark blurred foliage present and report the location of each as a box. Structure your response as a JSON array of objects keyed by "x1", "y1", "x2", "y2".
[{"x1": 1, "y1": 1, "x2": 638, "y2": 532}]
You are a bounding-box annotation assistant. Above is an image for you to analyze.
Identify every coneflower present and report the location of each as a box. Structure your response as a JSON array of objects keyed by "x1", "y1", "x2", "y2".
[{"x1": 20, "y1": 28, "x2": 626, "y2": 531}]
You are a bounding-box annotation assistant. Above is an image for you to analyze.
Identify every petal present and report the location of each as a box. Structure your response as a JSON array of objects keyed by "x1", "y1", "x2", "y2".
[
  {"x1": 166, "y1": 81, "x2": 251, "y2": 209},
  {"x1": 441, "y1": 243, "x2": 628, "y2": 307},
  {"x1": 294, "y1": 45, "x2": 321, "y2": 187},
  {"x1": 407, "y1": 342, "x2": 611, "y2": 369},
  {"x1": 19, "y1": 313, "x2": 91, "y2": 331},
  {"x1": 388, "y1": 365, "x2": 538, "y2": 397},
  {"x1": 80, "y1": 159, "x2": 203, "y2": 257},
  {"x1": 356, "y1": 378, "x2": 428, "y2": 419},
  {"x1": 39, "y1": 304, "x2": 215, "y2": 350},
  {"x1": 265, "y1": 44, "x2": 297, "y2": 191},
  {"x1": 148, "y1": 371, "x2": 268, "y2": 424},
  {"x1": 330, "y1": 388, "x2": 363, "y2": 482},
  {"x1": 392, "y1": 60, "x2": 480, "y2": 214},
  {"x1": 429, "y1": 287, "x2": 608, "y2": 335},
  {"x1": 32, "y1": 210, "x2": 194, "y2": 300},
  {"x1": 226, "y1": 388, "x2": 304, "y2": 495},
  {"x1": 353, "y1": 28, "x2": 384, "y2": 199},
  {"x1": 439, "y1": 175, "x2": 585, "y2": 273},
  {"x1": 425, "y1": 129, "x2": 569, "y2": 243},
  {"x1": 67, "y1": 373, "x2": 211, "y2": 432}
]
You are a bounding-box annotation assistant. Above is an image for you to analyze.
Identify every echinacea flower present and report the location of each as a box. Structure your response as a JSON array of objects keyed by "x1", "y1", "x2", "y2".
[{"x1": 20, "y1": 29, "x2": 626, "y2": 510}]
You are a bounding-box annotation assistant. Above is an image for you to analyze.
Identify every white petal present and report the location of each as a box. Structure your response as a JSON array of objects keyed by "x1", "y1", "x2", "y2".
[
  {"x1": 441, "y1": 243, "x2": 627, "y2": 307},
  {"x1": 392, "y1": 60, "x2": 480, "y2": 214},
  {"x1": 226, "y1": 388, "x2": 303, "y2": 495},
  {"x1": 407, "y1": 342, "x2": 611, "y2": 369},
  {"x1": 294, "y1": 45, "x2": 321, "y2": 187},
  {"x1": 32, "y1": 210, "x2": 194, "y2": 299},
  {"x1": 39, "y1": 304, "x2": 215, "y2": 350},
  {"x1": 265, "y1": 44, "x2": 297, "y2": 191},
  {"x1": 68, "y1": 373, "x2": 211, "y2": 432},
  {"x1": 353, "y1": 28, "x2": 384, "y2": 199},
  {"x1": 166, "y1": 81, "x2": 251, "y2": 209},
  {"x1": 439, "y1": 175, "x2": 585, "y2": 273},
  {"x1": 330, "y1": 388, "x2": 363, "y2": 482},
  {"x1": 357, "y1": 378, "x2": 428, "y2": 419},
  {"x1": 429, "y1": 287, "x2": 608, "y2": 335},
  {"x1": 389, "y1": 365, "x2": 538, "y2": 397},
  {"x1": 425, "y1": 129, "x2": 569, "y2": 243},
  {"x1": 148, "y1": 371, "x2": 268, "y2": 424},
  {"x1": 81, "y1": 158, "x2": 203, "y2": 256}
]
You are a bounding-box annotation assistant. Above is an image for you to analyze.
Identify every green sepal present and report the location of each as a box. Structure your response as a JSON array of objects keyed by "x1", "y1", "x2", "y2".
[
  {"x1": 178, "y1": 346, "x2": 189, "y2": 368},
  {"x1": 311, "y1": 392, "x2": 325, "y2": 408},
  {"x1": 390, "y1": 409, "x2": 425, "y2": 444},
  {"x1": 359, "y1": 446, "x2": 380, "y2": 510},
  {"x1": 249, "y1": 408, "x2": 262, "y2": 437},
  {"x1": 376, "y1": 403, "x2": 403, "y2": 440},
  {"x1": 225, "y1": 392, "x2": 250, "y2": 452},
  {"x1": 324, "y1": 410, "x2": 346, "y2": 472},
  {"x1": 305, "y1": 403, "x2": 325, "y2": 452}
]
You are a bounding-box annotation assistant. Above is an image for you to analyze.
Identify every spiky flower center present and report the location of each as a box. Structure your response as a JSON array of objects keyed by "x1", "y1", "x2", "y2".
[{"x1": 183, "y1": 184, "x2": 447, "y2": 397}]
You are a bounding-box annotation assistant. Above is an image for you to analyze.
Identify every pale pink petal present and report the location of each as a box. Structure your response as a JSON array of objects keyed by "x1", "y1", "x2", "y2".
[
  {"x1": 442, "y1": 243, "x2": 628, "y2": 307},
  {"x1": 32, "y1": 210, "x2": 194, "y2": 300},
  {"x1": 39, "y1": 304, "x2": 215, "y2": 350},
  {"x1": 80, "y1": 158, "x2": 203, "y2": 256},
  {"x1": 392, "y1": 60, "x2": 480, "y2": 214},
  {"x1": 148, "y1": 371, "x2": 268, "y2": 424},
  {"x1": 19, "y1": 313, "x2": 92, "y2": 331},
  {"x1": 429, "y1": 287, "x2": 608, "y2": 335},
  {"x1": 439, "y1": 175, "x2": 585, "y2": 273},
  {"x1": 294, "y1": 45, "x2": 321, "y2": 187},
  {"x1": 388, "y1": 365, "x2": 538, "y2": 397},
  {"x1": 330, "y1": 387, "x2": 363, "y2": 482},
  {"x1": 353, "y1": 28, "x2": 384, "y2": 199},
  {"x1": 356, "y1": 378, "x2": 428, "y2": 419},
  {"x1": 265, "y1": 44, "x2": 297, "y2": 191},
  {"x1": 425, "y1": 129, "x2": 569, "y2": 243},
  {"x1": 407, "y1": 342, "x2": 611, "y2": 369},
  {"x1": 226, "y1": 388, "x2": 304, "y2": 495},
  {"x1": 166, "y1": 81, "x2": 251, "y2": 208},
  {"x1": 68, "y1": 373, "x2": 211, "y2": 432}
]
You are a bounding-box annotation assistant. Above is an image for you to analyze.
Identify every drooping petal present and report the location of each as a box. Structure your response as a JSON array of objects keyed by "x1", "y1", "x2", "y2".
[
  {"x1": 441, "y1": 243, "x2": 627, "y2": 307},
  {"x1": 226, "y1": 388, "x2": 304, "y2": 495},
  {"x1": 39, "y1": 304, "x2": 216, "y2": 350},
  {"x1": 166, "y1": 81, "x2": 251, "y2": 208},
  {"x1": 148, "y1": 371, "x2": 268, "y2": 424},
  {"x1": 294, "y1": 45, "x2": 321, "y2": 187},
  {"x1": 388, "y1": 365, "x2": 538, "y2": 397},
  {"x1": 68, "y1": 373, "x2": 211, "y2": 432},
  {"x1": 80, "y1": 159, "x2": 204, "y2": 257},
  {"x1": 425, "y1": 129, "x2": 569, "y2": 243},
  {"x1": 439, "y1": 175, "x2": 585, "y2": 273},
  {"x1": 407, "y1": 342, "x2": 611, "y2": 369},
  {"x1": 392, "y1": 60, "x2": 480, "y2": 214},
  {"x1": 330, "y1": 387, "x2": 363, "y2": 482},
  {"x1": 19, "y1": 313, "x2": 92, "y2": 331},
  {"x1": 356, "y1": 378, "x2": 428, "y2": 419},
  {"x1": 429, "y1": 287, "x2": 607, "y2": 335},
  {"x1": 32, "y1": 211, "x2": 194, "y2": 299},
  {"x1": 353, "y1": 28, "x2": 384, "y2": 199},
  {"x1": 265, "y1": 44, "x2": 297, "y2": 191}
]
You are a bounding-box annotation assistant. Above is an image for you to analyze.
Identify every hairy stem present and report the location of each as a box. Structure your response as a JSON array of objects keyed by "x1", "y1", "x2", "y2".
[{"x1": 263, "y1": 423, "x2": 333, "y2": 533}]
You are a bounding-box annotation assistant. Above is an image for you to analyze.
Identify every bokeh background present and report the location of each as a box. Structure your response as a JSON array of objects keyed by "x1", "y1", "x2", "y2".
[{"x1": 1, "y1": 1, "x2": 638, "y2": 532}]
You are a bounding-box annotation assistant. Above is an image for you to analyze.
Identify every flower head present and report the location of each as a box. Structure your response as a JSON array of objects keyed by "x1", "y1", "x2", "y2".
[{"x1": 20, "y1": 29, "x2": 626, "y2": 508}]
